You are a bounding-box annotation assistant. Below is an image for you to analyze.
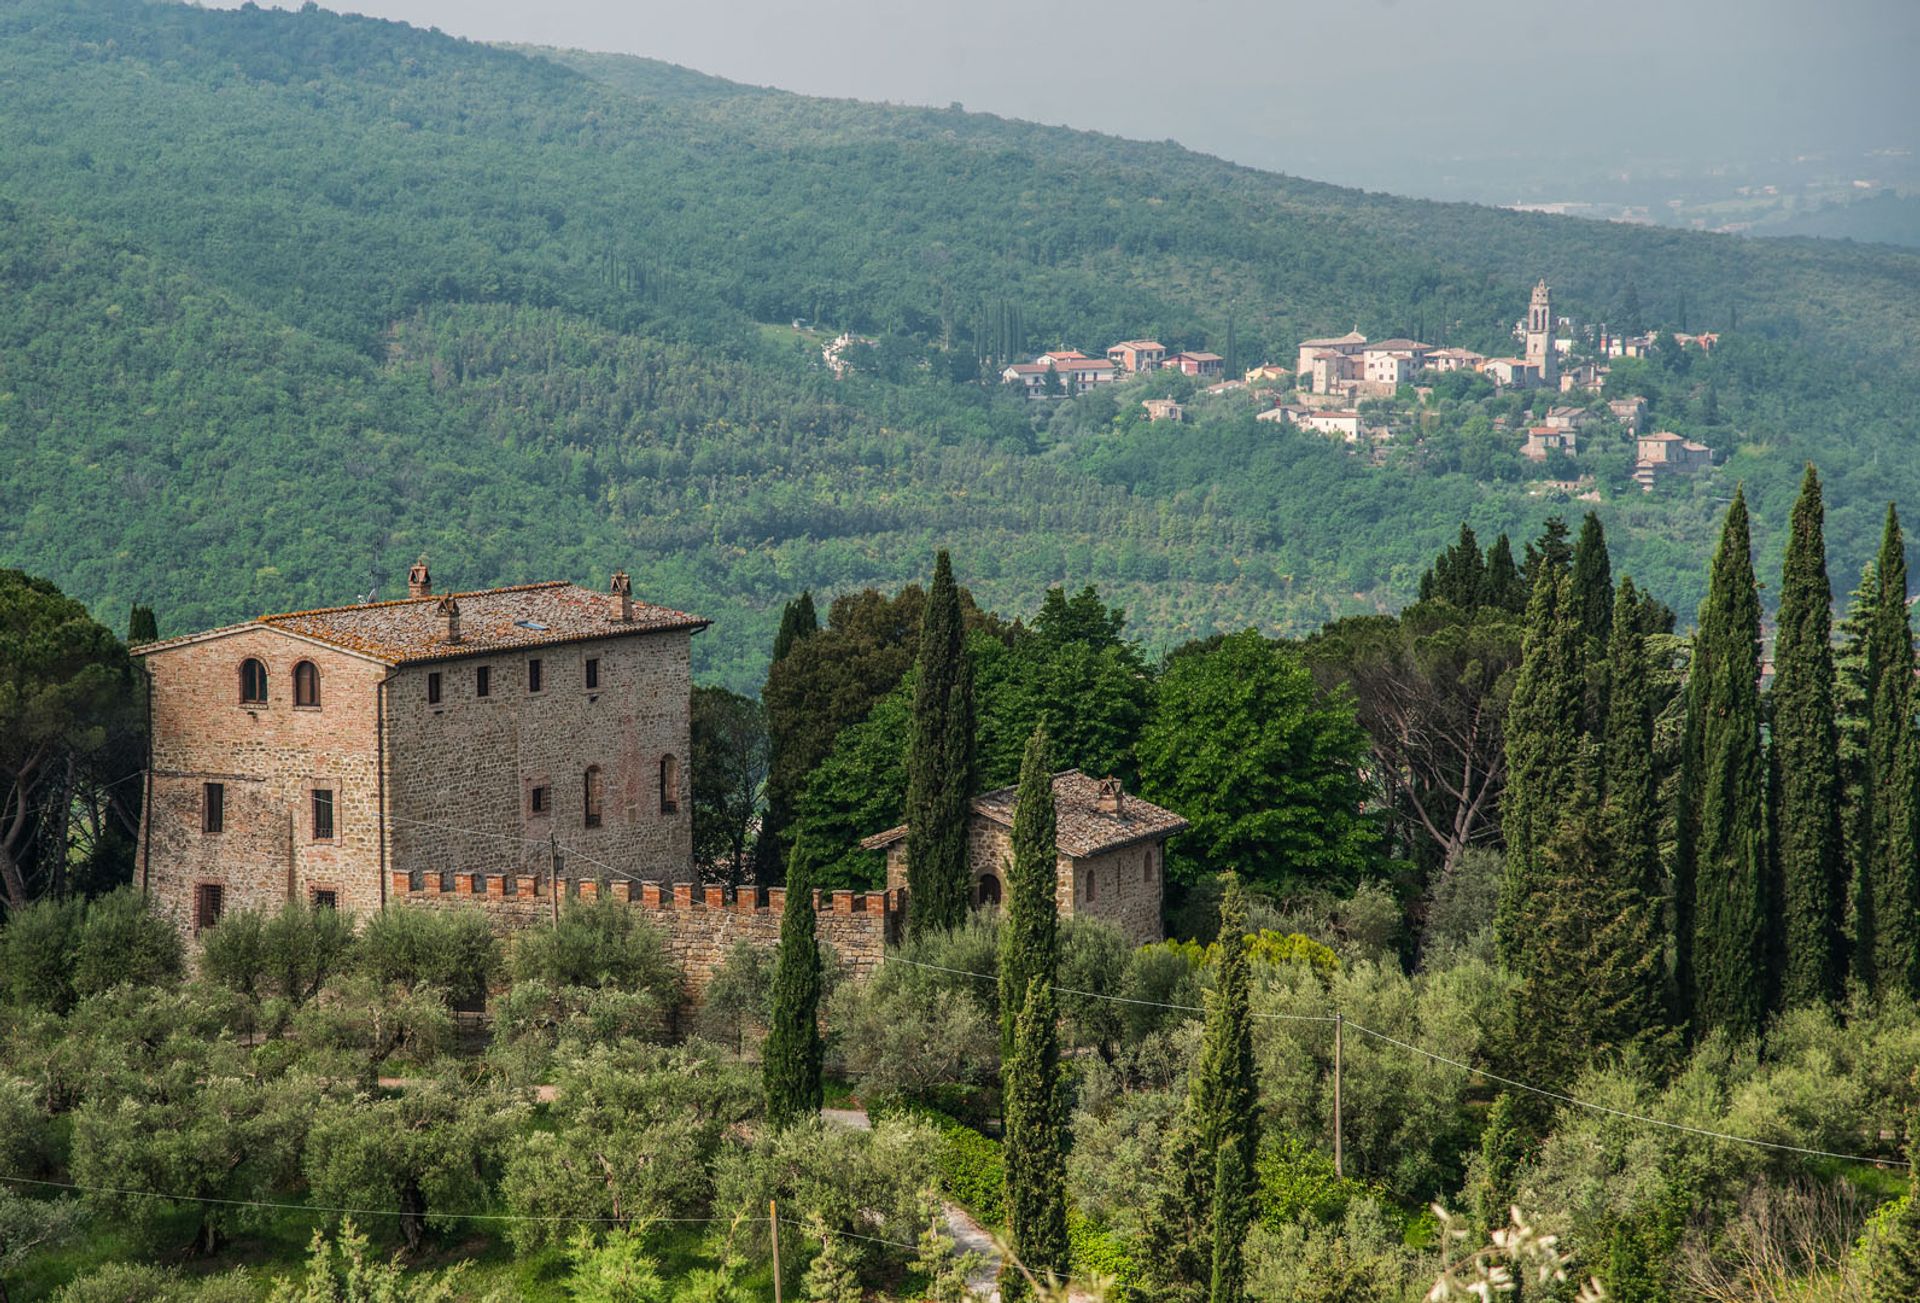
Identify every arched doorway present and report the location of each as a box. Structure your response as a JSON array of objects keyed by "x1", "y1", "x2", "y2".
[{"x1": 975, "y1": 873, "x2": 1002, "y2": 908}]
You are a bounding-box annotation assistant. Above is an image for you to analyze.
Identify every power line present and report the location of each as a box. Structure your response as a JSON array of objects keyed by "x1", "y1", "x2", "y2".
[
  {"x1": 0, "y1": 1172, "x2": 927, "y2": 1251},
  {"x1": 883, "y1": 955, "x2": 1909, "y2": 1171}
]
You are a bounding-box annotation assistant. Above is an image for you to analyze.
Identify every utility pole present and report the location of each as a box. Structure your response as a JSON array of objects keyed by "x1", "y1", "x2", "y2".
[
  {"x1": 1333, "y1": 1012, "x2": 1345, "y2": 1179},
  {"x1": 769, "y1": 1199, "x2": 783, "y2": 1303}
]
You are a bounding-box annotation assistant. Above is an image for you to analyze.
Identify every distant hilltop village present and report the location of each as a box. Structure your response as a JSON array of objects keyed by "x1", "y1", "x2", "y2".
[{"x1": 986, "y1": 279, "x2": 1720, "y2": 494}]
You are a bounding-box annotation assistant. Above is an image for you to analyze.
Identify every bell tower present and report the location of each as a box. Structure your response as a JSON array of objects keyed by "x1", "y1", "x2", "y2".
[{"x1": 1525, "y1": 279, "x2": 1557, "y2": 387}]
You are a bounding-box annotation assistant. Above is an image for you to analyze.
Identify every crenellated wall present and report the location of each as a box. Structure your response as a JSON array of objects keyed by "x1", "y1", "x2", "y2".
[{"x1": 390, "y1": 872, "x2": 903, "y2": 995}]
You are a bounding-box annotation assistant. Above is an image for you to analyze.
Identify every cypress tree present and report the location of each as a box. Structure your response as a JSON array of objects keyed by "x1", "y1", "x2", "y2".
[
  {"x1": 1207, "y1": 1133, "x2": 1252, "y2": 1303},
  {"x1": 1514, "y1": 739, "x2": 1672, "y2": 1087},
  {"x1": 999, "y1": 725, "x2": 1058, "y2": 1060},
  {"x1": 758, "y1": 592, "x2": 821, "y2": 882},
  {"x1": 1521, "y1": 516, "x2": 1573, "y2": 591},
  {"x1": 1600, "y1": 578, "x2": 1677, "y2": 1060},
  {"x1": 1419, "y1": 524, "x2": 1485, "y2": 609},
  {"x1": 1676, "y1": 487, "x2": 1768, "y2": 1040},
  {"x1": 1570, "y1": 512, "x2": 1615, "y2": 649},
  {"x1": 1484, "y1": 534, "x2": 1526, "y2": 613},
  {"x1": 1001, "y1": 978, "x2": 1067, "y2": 1301},
  {"x1": 1770, "y1": 466, "x2": 1845, "y2": 1008},
  {"x1": 1140, "y1": 877, "x2": 1259, "y2": 1303},
  {"x1": 1862, "y1": 507, "x2": 1920, "y2": 998},
  {"x1": 770, "y1": 591, "x2": 819, "y2": 666},
  {"x1": 126, "y1": 603, "x2": 157, "y2": 645},
  {"x1": 906, "y1": 550, "x2": 977, "y2": 936},
  {"x1": 1496, "y1": 564, "x2": 1582, "y2": 970},
  {"x1": 763, "y1": 847, "x2": 824, "y2": 1128},
  {"x1": 1837, "y1": 557, "x2": 1879, "y2": 982}
]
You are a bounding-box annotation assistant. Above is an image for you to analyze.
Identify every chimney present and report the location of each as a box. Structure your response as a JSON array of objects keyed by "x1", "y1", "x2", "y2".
[
  {"x1": 407, "y1": 559, "x2": 432, "y2": 599},
  {"x1": 1096, "y1": 776, "x2": 1124, "y2": 815},
  {"x1": 610, "y1": 571, "x2": 634, "y2": 623},
  {"x1": 437, "y1": 594, "x2": 461, "y2": 645}
]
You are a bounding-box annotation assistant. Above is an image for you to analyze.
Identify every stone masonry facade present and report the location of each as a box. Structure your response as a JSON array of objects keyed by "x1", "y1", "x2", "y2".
[
  {"x1": 140, "y1": 628, "x2": 391, "y2": 930},
  {"x1": 135, "y1": 574, "x2": 705, "y2": 942},
  {"x1": 882, "y1": 824, "x2": 1166, "y2": 945}
]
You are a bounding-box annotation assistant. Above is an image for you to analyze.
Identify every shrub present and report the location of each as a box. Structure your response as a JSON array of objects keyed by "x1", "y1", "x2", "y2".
[
  {"x1": 500, "y1": 1042, "x2": 754, "y2": 1252},
  {"x1": 710, "y1": 1116, "x2": 939, "y2": 1279},
  {"x1": 491, "y1": 979, "x2": 674, "y2": 1083},
  {"x1": 201, "y1": 902, "x2": 355, "y2": 1004},
  {"x1": 72, "y1": 887, "x2": 183, "y2": 997},
  {"x1": 877, "y1": 1102, "x2": 1007, "y2": 1226},
  {"x1": 1067, "y1": 1212, "x2": 1141, "y2": 1299},
  {"x1": 1067, "y1": 1083, "x2": 1182, "y2": 1237},
  {"x1": 510, "y1": 897, "x2": 679, "y2": 1002},
  {"x1": 1256, "y1": 1130, "x2": 1366, "y2": 1228},
  {"x1": 1419, "y1": 847, "x2": 1503, "y2": 965},
  {"x1": 828, "y1": 972, "x2": 998, "y2": 1106},
  {"x1": 1058, "y1": 916, "x2": 1128, "y2": 1055},
  {"x1": 0, "y1": 895, "x2": 84, "y2": 1012},
  {"x1": 693, "y1": 939, "x2": 773, "y2": 1054},
  {"x1": 0, "y1": 1076, "x2": 55, "y2": 1176},
  {"x1": 357, "y1": 906, "x2": 497, "y2": 1006},
  {"x1": 198, "y1": 909, "x2": 270, "y2": 999},
  {"x1": 304, "y1": 1075, "x2": 525, "y2": 1250},
  {"x1": 1117, "y1": 942, "x2": 1205, "y2": 1043},
  {"x1": 288, "y1": 972, "x2": 456, "y2": 1077}
]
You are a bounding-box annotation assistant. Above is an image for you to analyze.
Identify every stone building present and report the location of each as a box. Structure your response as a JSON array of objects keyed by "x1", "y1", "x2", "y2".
[
  {"x1": 1524, "y1": 279, "x2": 1559, "y2": 389},
  {"x1": 861, "y1": 770, "x2": 1188, "y2": 944},
  {"x1": 133, "y1": 565, "x2": 706, "y2": 937}
]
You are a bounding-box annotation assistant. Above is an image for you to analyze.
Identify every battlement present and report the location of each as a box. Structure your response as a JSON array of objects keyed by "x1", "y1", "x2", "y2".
[
  {"x1": 390, "y1": 871, "x2": 895, "y2": 917},
  {"x1": 389, "y1": 870, "x2": 904, "y2": 993}
]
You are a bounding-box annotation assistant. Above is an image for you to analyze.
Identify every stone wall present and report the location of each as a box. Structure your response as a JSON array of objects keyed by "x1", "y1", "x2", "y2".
[
  {"x1": 139, "y1": 631, "x2": 390, "y2": 933},
  {"x1": 384, "y1": 630, "x2": 695, "y2": 885},
  {"x1": 391, "y1": 872, "x2": 903, "y2": 996},
  {"x1": 139, "y1": 623, "x2": 698, "y2": 942},
  {"x1": 886, "y1": 818, "x2": 1166, "y2": 944}
]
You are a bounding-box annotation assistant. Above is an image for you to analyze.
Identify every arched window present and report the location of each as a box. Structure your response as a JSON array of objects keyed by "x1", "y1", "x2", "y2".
[
  {"x1": 293, "y1": 660, "x2": 320, "y2": 708},
  {"x1": 239, "y1": 658, "x2": 268, "y2": 704},
  {"x1": 975, "y1": 874, "x2": 1002, "y2": 908},
  {"x1": 659, "y1": 754, "x2": 680, "y2": 815},
  {"x1": 583, "y1": 766, "x2": 603, "y2": 829}
]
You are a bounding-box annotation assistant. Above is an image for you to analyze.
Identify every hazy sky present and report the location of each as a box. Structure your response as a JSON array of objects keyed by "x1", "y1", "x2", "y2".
[{"x1": 220, "y1": 0, "x2": 1919, "y2": 198}]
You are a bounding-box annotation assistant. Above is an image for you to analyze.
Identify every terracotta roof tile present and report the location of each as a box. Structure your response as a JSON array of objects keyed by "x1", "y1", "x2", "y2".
[
  {"x1": 860, "y1": 770, "x2": 1188, "y2": 858},
  {"x1": 135, "y1": 582, "x2": 707, "y2": 664}
]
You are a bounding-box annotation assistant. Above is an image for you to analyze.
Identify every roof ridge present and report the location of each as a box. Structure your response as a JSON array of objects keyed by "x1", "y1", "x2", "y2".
[{"x1": 258, "y1": 580, "x2": 573, "y2": 622}]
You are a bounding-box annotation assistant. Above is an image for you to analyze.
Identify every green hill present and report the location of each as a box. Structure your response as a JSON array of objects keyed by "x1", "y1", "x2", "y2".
[{"x1": 2, "y1": 0, "x2": 1917, "y2": 686}]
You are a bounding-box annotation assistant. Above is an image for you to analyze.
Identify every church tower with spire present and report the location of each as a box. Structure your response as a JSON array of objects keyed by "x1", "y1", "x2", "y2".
[{"x1": 1525, "y1": 279, "x2": 1558, "y2": 387}]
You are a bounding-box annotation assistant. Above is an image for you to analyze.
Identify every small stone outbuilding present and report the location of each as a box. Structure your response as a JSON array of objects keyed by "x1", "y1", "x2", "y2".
[{"x1": 861, "y1": 770, "x2": 1187, "y2": 944}]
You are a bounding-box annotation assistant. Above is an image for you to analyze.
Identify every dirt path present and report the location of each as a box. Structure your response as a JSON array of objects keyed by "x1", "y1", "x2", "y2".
[{"x1": 822, "y1": 1106, "x2": 1090, "y2": 1302}]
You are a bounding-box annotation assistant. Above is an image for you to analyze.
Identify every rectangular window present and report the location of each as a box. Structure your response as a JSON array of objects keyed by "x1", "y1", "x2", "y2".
[
  {"x1": 583, "y1": 768, "x2": 603, "y2": 829},
  {"x1": 312, "y1": 788, "x2": 335, "y2": 841},
  {"x1": 203, "y1": 782, "x2": 225, "y2": 834},
  {"x1": 312, "y1": 888, "x2": 337, "y2": 910},
  {"x1": 427, "y1": 671, "x2": 443, "y2": 705},
  {"x1": 195, "y1": 882, "x2": 223, "y2": 931},
  {"x1": 528, "y1": 658, "x2": 543, "y2": 693},
  {"x1": 585, "y1": 657, "x2": 600, "y2": 690},
  {"x1": 530, "y1": 785, "x2": 549, "y2": 815},
  {"x1": 475, "y1": 665, "x2": 491, "y2": 698},
  {"x1": 1084, "y1": 869, "x2": 1097, "y2": 905}
]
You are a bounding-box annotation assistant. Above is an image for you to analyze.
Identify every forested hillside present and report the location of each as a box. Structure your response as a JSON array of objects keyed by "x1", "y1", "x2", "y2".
[{"x1": 2, "y1": 0, "x2": 1919, "y2": 685}]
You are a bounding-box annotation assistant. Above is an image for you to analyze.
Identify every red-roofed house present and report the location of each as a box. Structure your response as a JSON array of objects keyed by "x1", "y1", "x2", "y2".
[
  {"x1": 133, "y1": 564, "x2": 705, "y2": 938},
  {"x1": 1107, "y1": 340, "x2": 1168, "y2": 373},
  {"x1": 1162, "y1": 350, "x2": 1225, "y2": 378}
]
